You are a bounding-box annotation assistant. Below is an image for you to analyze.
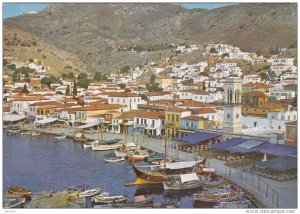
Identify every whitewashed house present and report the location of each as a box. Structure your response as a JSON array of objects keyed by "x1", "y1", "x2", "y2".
[{"x1": 108, "y1": 92, "x2": 144, "y2": 110}]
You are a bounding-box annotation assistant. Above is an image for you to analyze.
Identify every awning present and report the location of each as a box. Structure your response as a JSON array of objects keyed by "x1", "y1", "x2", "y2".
[
  {"x1": 78, "y1": 121, "x2": 100, "y2": 129},
  {"x1": 174, "y1": 131, "x2": 221, "y2": 145},
  {"x1": 256, "y1": 143, "x2": 297, "y2": 157},
  {"x1": 34, "y1": 118, "x2": 59, "y2": 125},
  {"x1": 3, "y1": 114, "x2": 26, "y2": 122},
  {"x1": 210, "y1": 138, "x2": 247, "y2": 150},
  {"x1": 256, "y1": 156, "x2": 297, "y2": 171},
  {"x1": 180, "y1": 173, "x2": 199, "y2": 183},
  {"x1": 165, "y1": 160, "x2": 199, "y2": 170},
  {"x1": 223, "y1": 139, "x2": 267, "y2": 154}
]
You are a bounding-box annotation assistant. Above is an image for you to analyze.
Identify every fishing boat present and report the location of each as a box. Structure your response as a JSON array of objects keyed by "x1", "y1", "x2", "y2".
[
  {"x1": 7, "y1": 129, "x2": 20, "y2": 134},
  {"x1": 214, "y1": 199, "x2": 250, "y2": 208},
  {"x1": 193, "y1": 189, "x2": 243, "y2": 203},
  {"x1": 93, "y1": 195, "x2": 127, "y2": 204},
  {"x1": 91, "y1": 139, "x2": 123, "y2": 151},
  {"x1": 54, "y1": 135, "x2": 67, "y2": 141},
  {"x1": 133, "y1": 195, "x2": 154, "y2": 204},
  {"x1": 7, "y1": 185, "x2": 32, "y2": 198},
  {"x1": 31, "y1": 131, "x2": 41, "y2": 136},
  {"x1": 114, "y1": 142, "x2": 137, "y2": 158},
  {"x1": 163, "y1": 173, "x2": 205, "y2": 190},
  {"x1": 83, "y1": 141, "x2": 94, "y2": 148},
  {"x1": 128, "y1": 153, "x2": 149, "y2": 161},
  {"x1": 78, "y1": 188, "x2": 101, "y2": 198},
  {"x1": 126, "y1": 159, "x2": 205, "y2": 186},
  {"x1": 105, "y1": 157, "x2": 125, "y2": 163},
  {"x1": 3, "y1": 197, "x2": 26, "y2": 208},
  {"x1": 73, "y1": 132, "x2": 88, "y2": 143}
]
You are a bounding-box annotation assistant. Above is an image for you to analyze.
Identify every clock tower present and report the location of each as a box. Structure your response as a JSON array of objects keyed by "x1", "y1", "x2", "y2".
[{"x1": 223, "y1": 77, "x2": 242, "y2": 134}]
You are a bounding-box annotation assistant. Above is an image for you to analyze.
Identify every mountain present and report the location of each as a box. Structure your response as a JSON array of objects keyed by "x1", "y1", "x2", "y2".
[
  {"x1": 3, "y1": 23, "x2": 87, "y2": 76},
  {"x1": 4, "y1": 3, "x2": 297, "y2": 74}
]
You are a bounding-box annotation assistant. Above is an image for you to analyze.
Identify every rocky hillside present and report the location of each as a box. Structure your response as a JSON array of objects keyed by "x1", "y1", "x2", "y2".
[
  {"x1": 4, "y1": 3, "x2": 297, "y2": 73},
  {"x1": 3, "y1": 23, "x2": 87, "y2": 76}
]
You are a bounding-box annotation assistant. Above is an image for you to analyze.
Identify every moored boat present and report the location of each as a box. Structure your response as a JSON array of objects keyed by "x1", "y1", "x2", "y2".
[
  {"x1": 7, "y1": 185, "x2": 32, "y2": 198},
  {"x1": 93, "y1": 195, "x2": 127, "y2": 204},
  {"x1": 73, "y1": 132, "x2": 88, "y2": 143},
  {"x1": 128, "y1": 153, "x2": 149, "y2": 161},
  {"x1": 7, "y1": 129, "x2": 20, "y2": 134},
  {"x1": 193, "y1": 189, "x2": 243, "y2": 203},
  {"x1": 31, "y1": 131, "x2": 41, "y2": 136},
  {"x1": 163, "y1": 173, "x2": 205, "y2": 190},
  {"x1": 3, "y1": 197, "x2": 26, "y2": 208},
  {"x1": 214, "y1": 199, "x2": 250, "y2": 208},
  {"x1": 104, "y1": 157, "x2": 125, "y2": 163},
  {"x1": 91, "y1": 139, "x2": 123, "y2": 151},
  {"x1": 78, "y1": 188, "x2": 101, "y2": 198},
  {"x1": 54, "y1": 135, "x2": 67, "y2": 141}
]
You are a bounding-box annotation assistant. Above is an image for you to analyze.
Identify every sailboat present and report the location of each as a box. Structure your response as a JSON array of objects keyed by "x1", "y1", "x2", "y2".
[{"x1": 127, "y1": 131, "x2": 150, "y2": 161}]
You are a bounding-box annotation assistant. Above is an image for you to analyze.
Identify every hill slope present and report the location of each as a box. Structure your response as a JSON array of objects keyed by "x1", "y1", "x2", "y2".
[{"x1": 4, "y1": 3, "x2": 297, "y2": 73}]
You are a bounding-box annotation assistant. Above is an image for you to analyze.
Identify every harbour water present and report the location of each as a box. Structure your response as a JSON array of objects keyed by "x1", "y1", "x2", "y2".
[{"x1": 3, "y1": 132, "x2": 205, "y2": 208}]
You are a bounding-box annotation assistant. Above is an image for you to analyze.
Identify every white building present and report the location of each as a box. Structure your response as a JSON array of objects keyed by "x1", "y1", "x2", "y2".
[
  {"x1": 108, "y1": 92, "x2": 144, "y2": 110},
  {"x1": 14, "y1": 80, "x2": 29, "y2": 88}
]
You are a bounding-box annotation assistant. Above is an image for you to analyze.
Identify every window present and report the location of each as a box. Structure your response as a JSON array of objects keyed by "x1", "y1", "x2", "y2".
[
  {"x1": 278, "y1": 126, "x2": 281, "y2": 130},
  {"x1": 288, "y1": 116, "x2": 291, "y2": 120},
  {"x1": 137, "y1": 118, "x2": 139, "y2": 124},
  {"x1": 254, "y1": 122, "x2": 257, "y2": 127},
  {"x1": 111, "y1": 98, "x2": 114, "y2": 102},
  {"x1": 172, "y1": 115, "x2": 174, "y2": 122},
  {"x1": 177, "y1": 115, "x2": 179, "y2": 122},
  {"x1": 123, "y1": 98, "x2": 125, "y2": 103},
  {"x1": 185, "y1": 121, "x2": 189, "y2": 127},
  {"x1": 290, "y1": 128, "x2": 295, "y2": 137}
]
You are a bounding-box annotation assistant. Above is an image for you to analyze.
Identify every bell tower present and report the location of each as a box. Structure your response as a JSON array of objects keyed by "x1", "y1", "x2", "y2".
[{"x1": 223, "y1": 77, "x2": 242, "y2": 134}]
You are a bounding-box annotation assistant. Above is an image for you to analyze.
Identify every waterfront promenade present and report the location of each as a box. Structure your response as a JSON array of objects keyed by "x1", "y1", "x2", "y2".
[{"x1": 21, "y1": 125, "x2": 297, "y2": 208}]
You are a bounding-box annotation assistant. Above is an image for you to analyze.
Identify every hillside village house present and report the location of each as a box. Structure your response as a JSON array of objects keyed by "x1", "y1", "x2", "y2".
[
  {"x1": 133, "y1": 112, "x2": 165, "y2": 136},
  {"x1": 155, "y1": 76, "x2": 173, "y2": 89},
  {"x1": 14, "y1": 80, "x2": 29, "y2": 88},
  {"x1": 243, "y1": 74, "x2": 262, "y2": 83},
  {"x1": 107, "y1": 92, "x2": 144, "y2": 110},
  {"x1": 179, "y1": 115, "x2": 209, "y2": 137},
  {"x1": 165, "y1": 107, "x2": 191, "y2": 138},
  {"x1": 10, "y1": 96, "x2": 49, "y2": 115},
  {"x1": 145, "y1": 91, "x2": 173, "y2": 101}
]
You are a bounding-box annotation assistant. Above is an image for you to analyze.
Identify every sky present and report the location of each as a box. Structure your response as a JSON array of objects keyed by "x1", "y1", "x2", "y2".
[{"x1": 3, "y1": 3, "x2": 238, "y2": 19}]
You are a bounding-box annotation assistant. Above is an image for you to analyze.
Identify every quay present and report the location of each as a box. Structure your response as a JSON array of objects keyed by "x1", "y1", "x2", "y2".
[{"x1": 18, "y1": 124, "x2": 297, "y2": 208}]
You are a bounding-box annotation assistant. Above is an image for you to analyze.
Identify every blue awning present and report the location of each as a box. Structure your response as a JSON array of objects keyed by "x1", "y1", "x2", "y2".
[
  {"x1": 256, "y1": 143, "x2": 297, "y2": 157},
  {"x1": 174, "y1": 131, "x2": 221, "y2": 145},
  {"x1": 256, "y1": 156, "x2": 297, "y2": 171},
  {"x1": 210, "y1": 138, "x2": 247, "y2": 150},
  {"x1": 221, "y1": 139, "x2": 267, "y2": 154}
]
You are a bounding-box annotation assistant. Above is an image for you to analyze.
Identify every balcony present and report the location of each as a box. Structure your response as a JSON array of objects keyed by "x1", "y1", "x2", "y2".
[{"x1": 168, "y1": 121, "x2": 175, "y2": 125}]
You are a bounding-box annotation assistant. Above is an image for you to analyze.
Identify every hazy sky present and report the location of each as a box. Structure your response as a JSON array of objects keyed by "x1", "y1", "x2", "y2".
[{"x1": 3, "y1": 3, "x2": 239, "y2": 18}]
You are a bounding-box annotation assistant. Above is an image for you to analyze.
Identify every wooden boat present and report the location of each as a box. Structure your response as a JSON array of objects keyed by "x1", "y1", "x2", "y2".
[
  {"x1": 91, "y1": 139, "x2": 123, "y2": 151},
  {"x1": 54, "y1": 135, "x2": 67, "y2": 141},
  {"x1": 7, "y1": 129, "x2": 20, "y2": 134},
  {"x1": 163, "y1": 173, "x2": 205, "y2": 190},
  {"x1": 105, "y1": 157, "x2": 125, "y2": 163},
  {"x1": 73, "y1": 132, "x2": 88, "y2": 143},
  {"x1": 7, "y1": 185, "x2": 32, "y2": 198},
  {"x1": 78, "y1": 188, "x2": 101, "y2": 198},
  {"x1": 126, "y1": 159, "x2": 205, "y2": 186},
  {"x1": 128, "y1": 153, "x2": 149, "y2": 161},
  {"x1": 3, "y1": 197, "x2": 26, "y2": 208},
  {"x1": 115, "y1": 149, "x2": 128, "y2": 158},
  {"x1": 133, "y1": 195, "x2": 154, "y2": 204},
  {"x1": 93, "y1": 195, "x2": 127, "y2": 204},
  {"x1": 31, "y1": 131, "x2": 41, "y2": 136},
  {"x1": 214, "y1": 199, "x2": 250, "y2": 208},
  {"x1": 193, "y1": 189, "x2": 243, "y2": 203}
]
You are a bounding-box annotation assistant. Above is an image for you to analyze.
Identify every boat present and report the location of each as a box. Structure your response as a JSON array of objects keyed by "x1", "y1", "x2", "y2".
[
  {"x1": 114, "y1": 142, "x2": 137, "y2": 158},
  {"x1": 73, "y1": 132, "x2": 88, "y2": 143},
  {"x1": 31, "y1": 131, "x2": 41, "y2": 136},
  {"x1": 7, "y1": 185, "x2": 32, "y2": 198},
  {"x1": 163, "y1": 173, "x2": 205, "y2": 190},
  {"x1": 93, "y1": 195, "x2": 127, "y2": 204},
  {"x1": 128, "y1": 153, "x2": 149, "y2": 161},
  {"x1": 105, "y1": 157, "x2": 125, "y2": 163},
  {"x1": 54, "y1": 135, "x2": 67, "y2": 141},
  {"x1": 20, "y1": 131, "x2": 32, "y2": 135},
  {"x1": 91, "y1": 139, "x2": 123, "y2": 151},
  {"x1": 78, "y1": 188, "x2": 101, "y2": 198},
  {"x1": 3, "y1": 197, "x2": 26, "y2": 208},
  {"x1": 214, "y1": 199, "x2": 250, "y2": 208},
  {"x1": 126, "y1": 159, "x2": 205, "y2": 186},
  {"x1": 7, "y1": 129, "x2": 20, "y2": 134},
  {"x1": 133, "y1": 195, "x2": 154, "y2": 204},
  {"x1": 193, "y1": 189, "x2": 243, "y2": 203}
]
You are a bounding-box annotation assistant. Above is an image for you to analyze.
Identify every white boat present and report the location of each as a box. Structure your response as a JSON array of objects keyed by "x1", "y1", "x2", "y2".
[
  {"x1": 31, "y1": 131, "x2": 41, "y2": 136},
  {"x1": 83, "y1": 143, "x2": 92, "y2": 148},
  {"x1": 3, "y1": 197, "x2": 26, "y2": 208},
  {"x1": 193, "y1": 189, "x2": 243, "y2": 203},
  {"x1": 91, "y1": 141, "x2": 123, "y2": 151},
  {"x1": 214, "y1": 200, "x2": 250, "y2": 208},
  {"x1": 78, "y1": 188, "x2": 101, "y2": 198},
  {"x1": 54, "y1": 135, "x2": 67, "y2": 141},
  {"x1": 104, "y1": 157, "x2": 125, "y2": 163},
  {"x1": 21, "y1": 131, "x2": 32, "y2": 135},
  {"x1": 163, "y1": 173, "x2": 205, "y2": 190},
  {"x1": 93, "y1": 195, "x2": 127, "y2": 204},
  {"x1": 115, "y1": 149, "x2": 128, "y2": 158},
  {"x1": 7, "y1": 129, "x2": 20, "y2": 134}
]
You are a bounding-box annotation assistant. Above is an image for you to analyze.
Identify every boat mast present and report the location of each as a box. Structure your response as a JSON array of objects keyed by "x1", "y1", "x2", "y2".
[
  {"x1": 164, "y1": 135, "x2": 167, "y2": 171},
  {"x1": 100, "y1": 121, "x2": 103, "y2": 142}
]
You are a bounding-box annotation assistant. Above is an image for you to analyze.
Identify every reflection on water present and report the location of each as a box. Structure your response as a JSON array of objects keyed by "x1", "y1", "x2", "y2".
[{"x1": 3, "y1": 132, "x2": 214, "y2": 208}]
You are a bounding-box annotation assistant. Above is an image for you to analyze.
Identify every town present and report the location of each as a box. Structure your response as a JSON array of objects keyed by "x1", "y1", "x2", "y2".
[{"x1": 3, "y1": 42, "x2": 297, "y2": 209}]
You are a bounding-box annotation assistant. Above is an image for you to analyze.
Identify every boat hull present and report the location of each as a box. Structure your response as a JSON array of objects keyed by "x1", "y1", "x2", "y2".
[
  {"x1": 105, "y1": 157, "x2": 125, "y2": 163},
  {"x1": 163, "y1": 180, "x2": 203, "y2": 190},
  {"x1": 92, "y1": 144, "x2": 122, "y2": 151},
  {"x1": 93, "y1": 196, "x2": 127, "y2": 204}
]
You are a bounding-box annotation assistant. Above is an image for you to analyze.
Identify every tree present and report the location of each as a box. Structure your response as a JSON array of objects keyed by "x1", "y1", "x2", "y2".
[
  {"x1": 141, "y1": 94, "x2": 148, "y2": 101},
  {"x1": 66, "y1": 85, "x2": 70, "y2": 95},
  {"x1": 67, "y1": 72, "x2": 74, "y2": 79},
  {"x1": 292, "y1": 96, "x2": 297, "y2": 108},
  {"x1": 222, "y1": 53, "x2": 229, "y2": 58},
  {"x1": 202, "y1": 82, "x2": 206, "y2": 91},
  {"x1": 77, "y1": 78, "x2": 90, "y2": 88},
  {"x1": 118, "y1": 83, "x2": 126, "y2": 89},
  {"x1": 150, "y1": 74, "x2": 156, "y2": 85},
  {"x1": 259, "y1": 72, "x2": 268, "y2": 81},
  {"x1": 268, "y1": 96, "x2": 277, "y2": 103},
  {"x1": 120, "y1": 65, "x2": 130, "y2": 73},
  {"x1": 73, "y1": 79, "x2": 77, "y2": 95},
  {"x1": 22, "y1": 84, "x2": 29, "y2": 94},
  {"x1": 242, "y1": 92, "x2": 253, "y2": 105},
  {"x1": 210, "y1": 48, "x2": 217, "y2": 53},
  {"x1": 62, "y1": 73, "x2": 68, "y2": 79}
]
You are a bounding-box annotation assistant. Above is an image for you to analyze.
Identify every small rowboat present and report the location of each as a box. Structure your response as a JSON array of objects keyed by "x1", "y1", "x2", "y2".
[
  {"x1": 31, "y1": 131, "x2": 41, "y2": 137},
  {"x1": 83, "y1": 142, "x2": 93, "y2": 148},
  {"x1": 78, "y1": 188, "x2": 101, "y2": 198},
  {"x1": 8, "y1": 185, "x2": 32, "y2": 198},
  {"x1": 193, "y1": 189, "x2": 243, "y2": 203},
  {"x1": 54, "y1": 135, "x2": 67, "y2": 141},
  {"x1": 128, "y1": 154, "x2": 149, "y2": 161},
  {"x1": 93, "y1": 195, "x2": 127, "y2": 204},
  {"x1": 21, "y1": 131, "x2": 32, "y2": 135},
  {"x1": 7, "y1": 129, "x2": 20, "y2": 134},
  {"x1": 104, "y1": 157, "x2": 125, "y2": 163}
]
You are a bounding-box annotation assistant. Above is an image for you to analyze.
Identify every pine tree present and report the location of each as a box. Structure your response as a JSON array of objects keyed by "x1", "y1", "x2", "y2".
[
  {"x1": 66, "y1": 85, "x2": 70, "y2": 95},
  {"x1": 73, "y1": 80, "x2": 77, "y2": 95},
  {"x1": 202, "y1": 81, "x2": 206, "y2": 91},
  {"x1": 22, "y1": 84, "x2": 29, "y2": 94}
]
